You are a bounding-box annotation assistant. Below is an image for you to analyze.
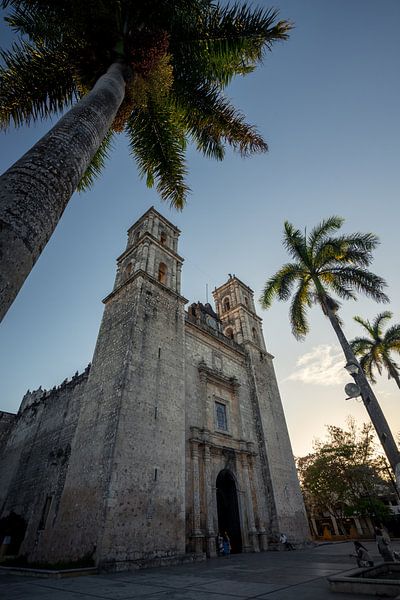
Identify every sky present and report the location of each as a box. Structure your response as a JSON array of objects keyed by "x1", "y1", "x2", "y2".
[{"x1": 0, "y1": 0, "x2": 399, "y2": 458}]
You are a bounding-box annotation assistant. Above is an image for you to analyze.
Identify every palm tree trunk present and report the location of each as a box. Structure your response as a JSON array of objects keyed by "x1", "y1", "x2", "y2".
[
  {"x1": 325, "y1": 305, "x2": 400, "y2": 481},
  {"x1": 0, "y1": 62, "x2": 127, "y2": 323}
]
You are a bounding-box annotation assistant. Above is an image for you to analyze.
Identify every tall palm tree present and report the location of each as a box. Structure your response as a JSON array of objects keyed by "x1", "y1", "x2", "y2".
[
  {"x1": 351, "y1": 312, "x2": 400, "y2": 389},
  {"x1": 260, "y1": 216, "x2": 400, "y2": 478},
  {"x1": 0, "y1": 0, "x2": 292, "y2": 322}
]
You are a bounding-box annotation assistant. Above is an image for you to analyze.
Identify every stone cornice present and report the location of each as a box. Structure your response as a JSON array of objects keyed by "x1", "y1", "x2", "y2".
[
  {"x1": 127, "y1": 206, "x2": 181, "y2": 235},
  {"x1": 189, "y1": 426, "x2": 257, "y2": 456},
  {"x1": 117, "y1": 231, "x2": 184, "y2": 263},
  {"x1": 243, "y1": 341, "x2": 274, "y2": 360},
  {"x1": 102, "y1": 269, "x2": 188, "y2": 305},
  {"x1": 220, "y1": 303, "x2": 263, "y2": 323},
  {"x1": 197, "y1": 360, "x2": 240, "y2": 390},
  {"x1": 185, "y1": 319, "x2": 245, "y2": 357},
  {"x1": 213, "y1": 276, "x2": 254, "y2": 297}
]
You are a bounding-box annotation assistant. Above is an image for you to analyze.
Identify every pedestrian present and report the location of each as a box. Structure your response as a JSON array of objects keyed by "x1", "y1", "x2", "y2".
[
  {"x1": 223, "y1": 532, "x2": 231, "y2": 557},
  {"x1": 352, "y1": 541, "x2": 374, "y2": 567},
  {"x1": 375, "y1": 527, "x2": 395, "y2": 562},
  {"x1": 217, "y1": 532, "x2": 224, "y2": 556},
  {"x1": 279, "y1": 532, "x2": 294, "y2": 551}
]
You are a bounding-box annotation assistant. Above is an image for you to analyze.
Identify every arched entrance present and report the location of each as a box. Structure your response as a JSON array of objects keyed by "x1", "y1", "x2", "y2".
[{"x1": 216, "y1": 469, "x2": 242, "y2": 553}]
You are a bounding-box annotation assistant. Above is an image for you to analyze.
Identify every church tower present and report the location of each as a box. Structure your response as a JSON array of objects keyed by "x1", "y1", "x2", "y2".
[
  {"x1": 36, "y1": 207, "x2": 188, "y2": 568},
  {"x1": 213, "y1": 276, "x2": 309, "y2": 542}
]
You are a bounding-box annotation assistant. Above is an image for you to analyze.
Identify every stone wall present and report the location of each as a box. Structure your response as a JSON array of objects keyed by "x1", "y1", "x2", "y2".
[
  {"x1": 0, "y1": 411, "x2": 15, "y2": 454},
  {"x1": 245, "y1": 344, "x2": 310, "y2": 542},
  {"x1": 0, "y1": 368, "x2": 89, "y2": 556}
]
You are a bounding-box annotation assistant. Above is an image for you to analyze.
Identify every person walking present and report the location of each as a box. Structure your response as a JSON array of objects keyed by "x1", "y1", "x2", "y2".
[
  {"x1": 375, "y1": 527, "x2": 395, "y2": 562},
  {"x1": 223, "y1": 532, "x2": 231, "y2": 557},
  {"x1": 217, "y1": 533, "x2": 224, "y2": 557},
  {"x1": 279, "y1": 532, "x2": 294, "y2": 551}
]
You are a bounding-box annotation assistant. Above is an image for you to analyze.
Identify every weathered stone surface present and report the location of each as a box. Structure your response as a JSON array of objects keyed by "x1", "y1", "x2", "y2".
[{"x1": 0, "y1": 208, "x2": 309, "y2": 568}]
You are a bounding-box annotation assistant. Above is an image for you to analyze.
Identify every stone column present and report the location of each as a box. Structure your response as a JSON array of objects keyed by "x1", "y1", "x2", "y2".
[
  {"x1": 310, "y1": 517, "x2": 319, "y2": 538},
  {"x1": 140, "y1": 241, "x2": 149, "y2": 272},
  {"x1": 191, "y1": 441, "x2": 204, "y2": 554},
  {"x1": 330, "y1": 515, "x2": 340, "y2": 536},
  {"x1": 204, "y1": 444, "x2": 216, "y2": 557},
  {"x1": 353, "y1": 517, "x2": 363, "y2": 536},
  {"x1": 148, "y1": 244, "x2": 156, "y2": 279},
  {"x1": 198, "y1": 365, "x2": 210, "y2": 430},
  {"x1": 176, "y1": 263, "x2": 182, "y2": 294},
  {"x1": 248, "y1": 448, "x2": 268, "y2": 551},
  {"x1": 149, "y1": 212, "x2": 156, "y2": 237},
  {"x1": 235, "y1": 317, "x2": 243, "y2": 344},
  {"x1": 232, "y1": 381, "x2": 243, "y2": 438},
  {"x1": 241, "y1": 452, "x2": 259, "y2": 552}
]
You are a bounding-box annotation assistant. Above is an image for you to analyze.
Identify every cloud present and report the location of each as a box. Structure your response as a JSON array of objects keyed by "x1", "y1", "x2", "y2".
[{"x1": 287, "y1": 344, "x2": 348, "y2": 387}]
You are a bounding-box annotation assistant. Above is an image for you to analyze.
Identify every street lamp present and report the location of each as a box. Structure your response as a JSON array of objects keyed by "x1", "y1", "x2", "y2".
[{"x1": 344, "y1": 361, "x2": 359, "y2": 376}]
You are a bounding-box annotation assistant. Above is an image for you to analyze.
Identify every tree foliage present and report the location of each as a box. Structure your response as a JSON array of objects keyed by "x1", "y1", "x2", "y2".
[
  {"x1": 297, "y1": 419, "x2": 391, "y2": 529},
  {"x1": 260, "y1": 216, "x2": 388, "y2": 339},
  {"x1": 0, "y1": 0, "x2": 292, "y2": 207},
  {"x1": 350, "y1": 312, "x2": 400, "y2": 387}
]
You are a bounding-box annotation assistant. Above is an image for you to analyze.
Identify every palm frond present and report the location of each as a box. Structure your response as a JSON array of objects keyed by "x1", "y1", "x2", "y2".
[
  {"x1": 126, "y1": 100, "x2": 189, "y2": 209},
  {"x1": 350, "y1": 336, "x2": 374, "y2": 356},
  {"x1": 77, "y1": 130, "x2": 115, "y2": 192},
  {"x1": 328, "y1": 267, "x2": 389, "y2": 304},
  {"x1": 260, "y1": 262, "x2": 303, "y2": 308},
  {"x1": 173, "y1": 4, "x2": 292, "y2": 87},
  {"x1": 0, "y1": 40, "x2": 77, "y2": 129},
  {"x1": 324, "y1": 276, "x2": 357, "y2": 301},
  {"x1": 308, "y1": 215, "x2": 343, "y2": 254},
  {"x1": 289, "y1": 279, "x2": 312, "y2": 340},
  {"x1": 353, "y1": 315, "x2": 375, "y2": 337},
  {"x1": 372, "y1": 311, "x2": 393, "y2": 338},
  {"x1": 330, "y1": 232, "x2": 380, "y2": 266},
  {"x1": 175, "y1": 82, "x2": 267, "y2": 156},
  {"x1": 384, "y1": 323, "x2": 400, "y2": 349},
  {"x1": 359, "y1": 353, "x2": 377, "y2": 384},
  {"x1": 283, "y1": 221, "x2": 309, "y2": 264},
  {"x1": 5, "y1": 4, "x2": 72, "y2": 46}
]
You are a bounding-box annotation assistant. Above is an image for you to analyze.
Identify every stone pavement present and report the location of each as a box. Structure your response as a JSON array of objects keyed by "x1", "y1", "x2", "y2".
[{"x1": 0, "y1": 541, "x2": 391, "y2": 600}]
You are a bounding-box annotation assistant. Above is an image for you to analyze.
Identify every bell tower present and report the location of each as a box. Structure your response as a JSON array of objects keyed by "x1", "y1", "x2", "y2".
[
  {"x1": 114, "y1": 207, "x2": 183, "y2": 295},
  {"x1": 213, "y1": 275, "x2": 265, "y2": 351},
  {"x1": 213, "y1": 275, "x2": 309, "y2": 542},
  {"x1": 39, "y1": 207, "x2": 188, "y2": 568}
]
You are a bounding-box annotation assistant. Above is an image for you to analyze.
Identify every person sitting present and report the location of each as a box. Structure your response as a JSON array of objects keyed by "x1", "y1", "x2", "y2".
[{"x1": 351, "y1": 541, "x2": 374, "y2": 567}]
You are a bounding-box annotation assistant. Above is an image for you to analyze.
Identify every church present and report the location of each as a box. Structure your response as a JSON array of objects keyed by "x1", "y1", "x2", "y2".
[{"x1": 0, "y1": 207, "x2": 309, "y2": 569}]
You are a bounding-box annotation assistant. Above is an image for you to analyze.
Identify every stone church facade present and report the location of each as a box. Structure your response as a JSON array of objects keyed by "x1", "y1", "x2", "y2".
[{"x1": 0, "y1": 207, "x2": 309, "y2": 569}]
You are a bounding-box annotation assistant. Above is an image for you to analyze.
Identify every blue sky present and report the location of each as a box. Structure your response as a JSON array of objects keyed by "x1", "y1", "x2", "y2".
[{"x1": 1, "y1": 0, "x2": 399, "y2": 456}]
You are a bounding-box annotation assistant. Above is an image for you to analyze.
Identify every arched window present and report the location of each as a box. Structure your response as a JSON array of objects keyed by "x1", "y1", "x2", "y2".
[
  {"x1": 158, "y1": 262, "x2": 167, "y2": 285},
  {"x1": 244, "y1": 296, "x2": 249, "y2": 307},
  {"x1": 223, "y1": 297, "x2": 230, "y2": 312},
  {"x1": 225, "y1": 327, "x2": 234, "y2": 340},
  {"x1": 160, "y1": 231, "x2": 167, "y2": 245},
  {"x1": 135, "y1": 231, "x2": 140, "y2": 243},
  {"x1": 252, "y1": 327, "x2": 259, "y2": 343}
]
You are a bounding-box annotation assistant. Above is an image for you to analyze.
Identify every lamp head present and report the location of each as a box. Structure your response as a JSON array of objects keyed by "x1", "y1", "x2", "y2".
[{"x1": 344, "y1": 361, "x2": 359, "y2": 375}]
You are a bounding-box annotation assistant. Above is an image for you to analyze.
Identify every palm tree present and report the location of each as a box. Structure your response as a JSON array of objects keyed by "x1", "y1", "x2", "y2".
[
  {"x1": 351, "y1": 312, "x2": 400, "y2": 389},
  {"x1": 0, "y1": 0, "x2": 292, "y2": 322},
  {"x1": 260, "y1": 216, "x2": 400, "y2": 478}
]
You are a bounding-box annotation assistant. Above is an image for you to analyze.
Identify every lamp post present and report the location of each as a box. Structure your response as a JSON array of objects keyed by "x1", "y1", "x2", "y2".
[{"x1": 343, "y1": 359, "x2": 400, "y2": 490}]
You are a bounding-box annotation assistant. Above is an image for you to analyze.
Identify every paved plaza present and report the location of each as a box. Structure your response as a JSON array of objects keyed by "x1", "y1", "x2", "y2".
[{"x1": 0, "y1": 541, "x2": 395, "y2": 600}]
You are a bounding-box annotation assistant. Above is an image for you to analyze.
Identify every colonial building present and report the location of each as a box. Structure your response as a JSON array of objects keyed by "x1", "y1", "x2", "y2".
[{"x1": 0, "y1": 207, "x2": 309, "y2": 569}]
